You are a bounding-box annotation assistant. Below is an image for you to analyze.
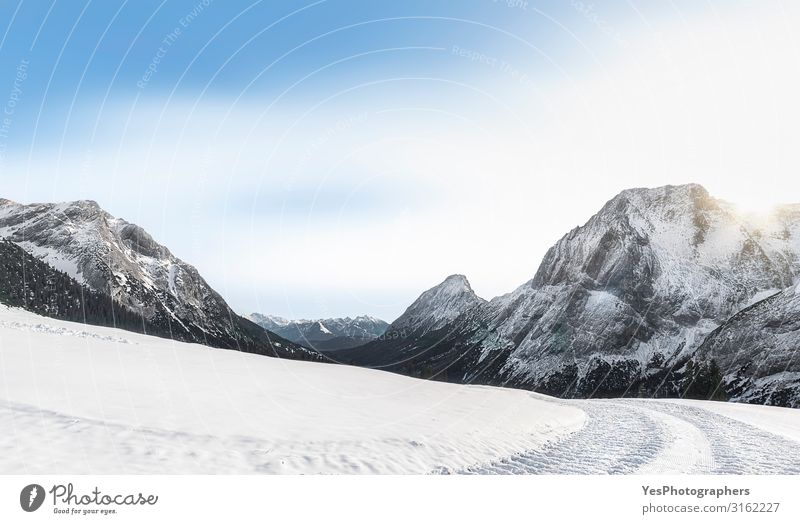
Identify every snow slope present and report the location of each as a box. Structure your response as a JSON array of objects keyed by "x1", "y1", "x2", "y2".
[
  {"x1": 0, "y1": 305, "x2": 582, "y2": 474},
  {"x1": 2, "y1": 306, "x2": 798, "y2": 474}
]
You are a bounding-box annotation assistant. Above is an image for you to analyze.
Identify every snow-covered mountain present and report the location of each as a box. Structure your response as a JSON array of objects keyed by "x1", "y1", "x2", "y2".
[
  {"x1": 249, "y1": 313, "x2": 388, "y2": 350},
  {"x1": 0, "y1": 198, "x2": 321, "y2": 360},
  {"x1": 484, "y1": 184, "x2": 799, "y2": 393},
  {"x1": 338, "y1": 184, "x2": 800, "y2": 406},
  {"x1": 4, "y1": 187, "x2": 797, "y2": 406},
  {"x1": 249, "y1": 313, "x2": 293, "y2": 330},
  {"x1": 390, "y1": 274, "x2": 486, "y2": 335}
]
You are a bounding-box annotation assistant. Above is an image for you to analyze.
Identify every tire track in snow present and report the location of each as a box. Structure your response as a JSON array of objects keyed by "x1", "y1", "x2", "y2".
[
  {"x1": 620, "y1": 400, "x2": 712, "y2": 474},
  {"x1": 460, "y1": 398, "x2": 800, "y2": 474},
  {"x1": 619, "y1": 400, "x2": 800, "y2": 474},
  {"x1": 459, "y1": 399, "x2": 670, "y2": 474}
]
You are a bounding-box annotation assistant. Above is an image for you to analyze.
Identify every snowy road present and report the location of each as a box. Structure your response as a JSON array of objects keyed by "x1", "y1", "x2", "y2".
[{"x1": 460, "y1": 397, "x2": 800, "y2": 475}]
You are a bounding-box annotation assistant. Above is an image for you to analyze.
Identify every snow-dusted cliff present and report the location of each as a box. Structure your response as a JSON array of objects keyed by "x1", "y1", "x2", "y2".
[
  {"x1": 0, "y1": 198, "x2": 320, "y2": 360},
  {"x1": 390, "y1": 274, "x2": 485, "y2": 335},
  {"x1": 339, "y1": 184, "x2": 800, "y2": 406},
  {"x1": 696, "y1": 283, "x2": 800, "y2": 406}
]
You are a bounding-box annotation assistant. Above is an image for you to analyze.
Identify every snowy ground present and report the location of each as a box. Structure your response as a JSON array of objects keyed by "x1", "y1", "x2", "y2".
[
  {"x1": 0, "y1": 305, "x2": 582, "y2": 474},
  {"x1": 1, "y1": 305, "x2": 799, "y2": 474},
  {"x1": 462, "y1": 399, "x2": 800, "y2": 474}
]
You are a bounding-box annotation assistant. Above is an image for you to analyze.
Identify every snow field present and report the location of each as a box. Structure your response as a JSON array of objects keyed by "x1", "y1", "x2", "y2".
[{"x1": 0, "y1": 305, "x2": 583, "y2": 474}]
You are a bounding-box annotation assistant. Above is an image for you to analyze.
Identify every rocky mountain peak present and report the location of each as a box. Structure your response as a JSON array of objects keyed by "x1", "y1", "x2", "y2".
[
  {"x1": 440, "y1": 273, "x2": 472, "y2": 291},
  {"x1": 248, "y1": 313, "x2": 291, "y2": 328},
  {"x1": 0, "y1": 197, "x2": 322, "y2": 361},
  {"x1": 66, "y1": 198, "x2": 102, "y2": 209},
  {"x1": 390, "y1": 274, "x2": 485, "y2": 335},
  {"x1": 344, "y1": 184, "x2": 800, "y2": 406},
  {"x1": 592, "y1": 184, "x2": 720, "y2": 236},
  {"x1": 1, "y1": 198, "x2": 235, "y2": 340}
]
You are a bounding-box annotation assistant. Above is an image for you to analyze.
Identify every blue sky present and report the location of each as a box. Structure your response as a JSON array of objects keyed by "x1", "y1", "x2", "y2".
[{"x1": 2, "y1": 0, "x2": 799, "y2": 320}]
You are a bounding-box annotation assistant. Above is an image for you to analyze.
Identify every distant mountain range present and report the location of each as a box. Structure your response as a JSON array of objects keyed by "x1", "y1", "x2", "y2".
[
  {"x1": 0, "y1": 198, "x2": 321, "y2": 361},
  {"x1": 248, "y1": 313, "x2": 389, "y2": 350},
  {"x1": 334, "y1": 184, "x2": 800, "y2": 407}
]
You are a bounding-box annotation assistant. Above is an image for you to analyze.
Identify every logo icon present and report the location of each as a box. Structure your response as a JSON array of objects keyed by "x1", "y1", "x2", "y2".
[{"x1": 20, "y1": 484, "x2": 45, "y2": 512}]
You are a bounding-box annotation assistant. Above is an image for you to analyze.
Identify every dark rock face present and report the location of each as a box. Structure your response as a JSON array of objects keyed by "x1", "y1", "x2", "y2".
[
  {"x1": 338, "y1": 185, "x2": 800, "y2": 405},
  {"x1": 695, "y1": 286, "x2": 800, "y2": 407},
  {"x1": 0, "y1": 239, "x2": 155, "y2": 333},
  {"x1": 0, "y1": 199, "x2": 321, "y2": 361}
]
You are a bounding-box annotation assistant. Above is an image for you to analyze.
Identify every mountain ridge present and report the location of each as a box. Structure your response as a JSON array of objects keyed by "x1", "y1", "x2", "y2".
[
  {"x1": 0, "y1": 198, "x2": 322, "y2": 361},
  {"x1": 249, "y1": 312, "x2": 389, "y2": 350},
  {"x1": 335, "y1": 183, "x2": 800, "y2": 406},
  {"x1": 4, "y1": 185, "x2": 798, "y2": 406}
]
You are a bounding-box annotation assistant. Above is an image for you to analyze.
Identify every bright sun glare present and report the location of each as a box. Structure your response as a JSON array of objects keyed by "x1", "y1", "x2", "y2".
[{"x1": 727, "y1": 195, "x2": 787, "y2": 217}]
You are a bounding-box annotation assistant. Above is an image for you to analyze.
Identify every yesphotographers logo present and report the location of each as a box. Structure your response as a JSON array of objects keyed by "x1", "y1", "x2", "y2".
[{"x1": 20, "y1": 484, "x2": 45, "y2": 512}]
